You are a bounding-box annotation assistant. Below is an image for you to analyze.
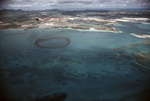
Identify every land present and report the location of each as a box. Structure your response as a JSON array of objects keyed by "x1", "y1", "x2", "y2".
[{"x1": 0, "y1": 9, "x2": 150, "y2": 32}]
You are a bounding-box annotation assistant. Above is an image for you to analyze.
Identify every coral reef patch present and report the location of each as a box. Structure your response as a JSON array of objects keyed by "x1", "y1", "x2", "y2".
[
  {"x1": 136, "y1": 52, "x2": 150, "y2": 68},
  {"x1": 34, "y1": 37, "x2": 70, "y2": 49},
  {"x1": 63, "y1": 67, "x2": 87, "y2": 79}
]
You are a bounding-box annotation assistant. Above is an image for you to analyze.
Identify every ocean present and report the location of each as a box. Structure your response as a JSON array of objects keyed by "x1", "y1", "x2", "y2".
[{"x1": 0, "y1": 22, "x2": 150, "y2": 101}]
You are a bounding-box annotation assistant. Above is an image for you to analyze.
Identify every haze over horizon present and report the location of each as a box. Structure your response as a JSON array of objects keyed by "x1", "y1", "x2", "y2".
[{"x1": 0, "y1": 0, "x2": 150, "y2": 10}]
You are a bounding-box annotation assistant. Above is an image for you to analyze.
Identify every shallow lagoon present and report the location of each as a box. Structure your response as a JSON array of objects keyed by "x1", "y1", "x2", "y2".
[{"x1": 0, "y1": 22, "x2": 150, "y2": 101}]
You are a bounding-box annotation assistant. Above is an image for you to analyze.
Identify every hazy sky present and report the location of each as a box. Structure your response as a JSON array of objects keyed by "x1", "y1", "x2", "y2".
[{"x1": 0, "y1": 0, "x2": 150, "y2": 10}]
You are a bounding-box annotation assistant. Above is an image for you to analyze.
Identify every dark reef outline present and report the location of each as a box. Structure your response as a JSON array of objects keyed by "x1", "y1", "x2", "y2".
[{"x1": 34, "y1": 37, "x2": 71, "y2": 49}]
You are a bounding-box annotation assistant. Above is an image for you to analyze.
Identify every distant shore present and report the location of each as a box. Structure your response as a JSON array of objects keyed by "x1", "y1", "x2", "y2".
[{"x1": 0, "y1": 9, "x2": 150, "y2": 33}]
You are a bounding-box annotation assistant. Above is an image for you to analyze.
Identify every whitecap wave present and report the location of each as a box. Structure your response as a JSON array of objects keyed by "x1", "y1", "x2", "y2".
[{"x1": 131, "y1": 33, "x2": 150, "y2": 38}]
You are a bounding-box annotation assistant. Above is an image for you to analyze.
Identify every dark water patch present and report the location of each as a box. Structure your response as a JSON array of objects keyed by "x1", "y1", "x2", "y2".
[
  {"x1": 35, "y1": 92, "x2": 67, "y2": 101},
  {"x1": 118, "y1": 52, "x2": 133, "y2": 60},
  {"x1": 59, "y1": 57, "x2": 81, "y2": 66},
  {"x1": 0, "y1": 71, "x2": 9, "y2": 81},
  {"x1": 115, "y1": 66, "x2": 127, "y2": 71},
  {"x1": 0, "y1": 65, "x2": 68, "y2": 101},
  {"x1": 8, "y1": 65, "x2": 31, "y2": 77},
  {"x1": 52, "y1": 69, "x2": 68, "y2": 84},
  {"x1": 41, "y1": 56, "x2": 57, "y2": 64},
  {"x1": 28, "y1": 79, "x2": 37, "y2": 84},
  {"x1": 0, "y1": 80, "x2": 16, "y2": 101},
  {"x1": 136, "y1": 52, "x2": 150, "y2": 68},
  {"x1": 34, "y1": 37, "x2": 70, "y2": 49},
  {"x1": 51, "y1": 66, "x2": 81, "y2": 84},
  {"x1": 63, "y1": 68, "x2": 87, "y2": 79},
  {"x1": 124, "y1": 74, "x2": 133, "y2": 78},
  {"x1": 121, "y1": 89, "x2": 150, "y2": 101},
  {"x1": 61, "y1": 81, "x2": 68, "y2": 86},
  {"x1": 130, "y1": 63, "x2": 150, "y2": 76},
  {"x1": 7, "y1": 78, "x2": 24, "y2": 85},
  {"x1": 40, "y1": 56, "x2": 58, "y2": 69},
  {"x1": 136, "y1": 79, "x2": 144, "y2": 83}
]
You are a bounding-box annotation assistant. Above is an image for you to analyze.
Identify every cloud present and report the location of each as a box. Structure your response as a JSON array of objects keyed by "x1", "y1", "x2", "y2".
[
  {"x1": 58, "y1": 0, "x2": 93, "y2": 4},
  {"x1": 8, "y1": 4, "x2": 32, "y2": 7},
  {"x1": 1, "y1": 0, "x2": 150, "y2": 10}
]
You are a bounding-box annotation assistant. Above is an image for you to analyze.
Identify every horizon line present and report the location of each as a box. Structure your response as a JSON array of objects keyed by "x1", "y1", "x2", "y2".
[{"x1": 0, "y1": 7, "x2": 150, "y2": 11}]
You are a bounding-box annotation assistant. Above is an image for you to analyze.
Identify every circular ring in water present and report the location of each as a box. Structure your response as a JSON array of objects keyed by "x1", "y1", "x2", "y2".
[{"x1": 34, "y1": 37, "x2": 70, "y2": 49}]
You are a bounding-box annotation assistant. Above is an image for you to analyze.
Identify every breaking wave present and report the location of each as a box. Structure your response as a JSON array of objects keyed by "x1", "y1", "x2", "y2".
[{"x1": 131, "y1": 33, "x2": 150, "y2": 38}]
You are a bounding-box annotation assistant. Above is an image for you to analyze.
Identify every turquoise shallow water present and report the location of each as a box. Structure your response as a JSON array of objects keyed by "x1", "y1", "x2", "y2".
[{"x1": 0, "y1": 22, "x2": 150, "y2": 101}]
